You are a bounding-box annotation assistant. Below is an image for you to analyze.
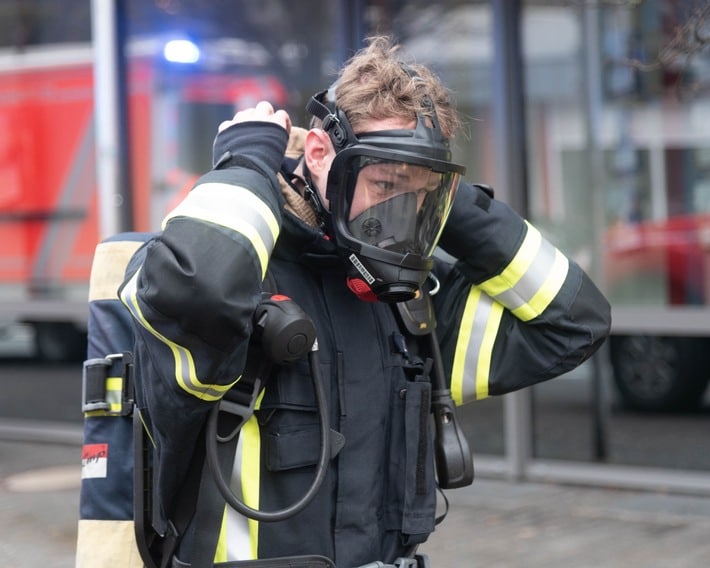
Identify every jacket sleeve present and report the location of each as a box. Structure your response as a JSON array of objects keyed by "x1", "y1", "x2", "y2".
[
  {"x1": 118, "y1": 121, "x2": 288, "y2": 521},
  {"x1": 434, "y1": 182, "x2": 611, "y2": 405}
]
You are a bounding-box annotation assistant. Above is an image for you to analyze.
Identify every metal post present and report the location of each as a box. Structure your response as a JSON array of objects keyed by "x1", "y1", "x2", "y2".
[
  {"x1": 335, "y1": 0, "x2": 366, "y2": 65},
  {"x1": 491, "y1": 0, "x2": 533, "y2": 481},
  {"x1": 491, "y1": 0, "x2": 529, "y2": 215},
  {"x1": 91, "y1": 0, "x2": 133, "y2": 238},
  {"x1": 581, "y1": 0, "x2": 611, "y2": 461}
]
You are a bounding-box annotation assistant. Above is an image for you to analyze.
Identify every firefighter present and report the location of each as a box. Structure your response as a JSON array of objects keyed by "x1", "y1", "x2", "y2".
[{"x1": 96, "y1": 36, "x2": 610, "y2": 567}]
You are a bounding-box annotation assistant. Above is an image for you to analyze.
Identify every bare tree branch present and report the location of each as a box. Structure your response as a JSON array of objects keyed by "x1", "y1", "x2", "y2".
[{"x1": 598, "y1": 0, "x2": 710, "y2": 100}]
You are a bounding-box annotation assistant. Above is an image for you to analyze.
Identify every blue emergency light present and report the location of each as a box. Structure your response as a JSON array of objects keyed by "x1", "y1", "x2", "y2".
[{"x1": 163, "y1": 39, "x2": 201, "y2": 64}]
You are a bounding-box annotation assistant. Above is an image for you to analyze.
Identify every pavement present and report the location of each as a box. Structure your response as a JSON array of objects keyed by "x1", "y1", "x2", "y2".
[{"x1": 2, "y1": 419, "x2": 710, "y2": 568}]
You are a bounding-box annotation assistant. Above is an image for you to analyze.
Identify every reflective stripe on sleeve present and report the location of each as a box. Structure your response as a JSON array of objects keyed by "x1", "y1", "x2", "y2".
[
  {"x1": 451, "y1": 286, "x2": 504, "y2": 404},
  {"x1": 120, "y1": 268, "x2": 239, "y2": 402},
  {"x1": 479, "y1": 221, "x2": 569, "y2": 322},
  {"x1": 163, "y1": 183, "x2": 280, "y2": 278}
]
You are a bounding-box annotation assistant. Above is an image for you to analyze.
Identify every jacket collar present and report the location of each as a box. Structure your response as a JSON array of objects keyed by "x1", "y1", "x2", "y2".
[{"x1": 275, "y1": 127, "x2": 339, "y2": 266}]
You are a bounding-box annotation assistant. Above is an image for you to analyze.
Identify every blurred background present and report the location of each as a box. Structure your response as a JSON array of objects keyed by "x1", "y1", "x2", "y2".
[{"x1": 0, "y1": 0, "x2": 709, "y2": 495}]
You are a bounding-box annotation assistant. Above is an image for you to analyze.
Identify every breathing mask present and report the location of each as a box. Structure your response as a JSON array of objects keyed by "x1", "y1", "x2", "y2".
[{"x1": 306, "y1": 86, "x2": 466, "y2": 303}]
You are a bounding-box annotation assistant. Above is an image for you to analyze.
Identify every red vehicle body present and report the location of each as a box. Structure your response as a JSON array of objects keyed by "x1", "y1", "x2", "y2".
[
  {"x1": 0, "y1": 42, "x2": 287, "y2": 360},
  {"x1": 605, "y1": 214, "x2": 710, "y2": 411},
  {"x1": 605, "y1": 213, "x2": 710, "y2": 306}
]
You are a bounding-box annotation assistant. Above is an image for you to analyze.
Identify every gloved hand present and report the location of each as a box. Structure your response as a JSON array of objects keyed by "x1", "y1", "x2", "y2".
[
  {"x1": 438, "y1": 181, "x2": 528, "y2": 282},
  {"x1": 218, "y1": 100, "x2": 292, "y2": 134},
  {"x1": 211, "y1": 100, "x2": 290, "y2": 186}
]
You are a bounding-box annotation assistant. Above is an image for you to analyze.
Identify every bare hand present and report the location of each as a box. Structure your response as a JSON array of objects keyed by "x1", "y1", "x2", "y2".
[{"x1": 218, "y1": 101, "x2": 291, "y2": 134}]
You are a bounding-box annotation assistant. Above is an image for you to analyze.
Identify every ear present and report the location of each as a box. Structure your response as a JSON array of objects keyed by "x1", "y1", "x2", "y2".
[{"x1": 304, "y1": 128, "x2": 335, "y2": 177}]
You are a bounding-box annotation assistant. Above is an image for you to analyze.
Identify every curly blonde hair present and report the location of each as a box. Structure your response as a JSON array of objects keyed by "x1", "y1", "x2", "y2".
[{"x1": 330, "y1": 36, "x2": 460, "y2": 140}]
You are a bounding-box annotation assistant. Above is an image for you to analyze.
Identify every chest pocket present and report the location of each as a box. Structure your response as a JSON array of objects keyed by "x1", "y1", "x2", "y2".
[{"x1": 256, "y1": 356, "x2": 331, "y2": 472}]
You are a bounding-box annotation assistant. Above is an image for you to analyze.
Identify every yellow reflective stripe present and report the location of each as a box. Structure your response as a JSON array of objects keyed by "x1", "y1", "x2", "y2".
[
  {"x1": 105, "y1": 377, "x2": 123, "y2": 413},
  {"x1": 120, "y1": 269, "x2": 239, "y2": 401},
  {"x1": 138, "y1": 409, "x2": 156, "y2": 448},
  {"x1": 451, "y1": 287, "x2": 479, "y2": 404},
  {"x1": 451, "y1": 286, "x2": 504, "y2": 404},
  {"x1": 481, "y1": 222, "x2": 540, "y2": 298},
  {"x1": 84, "y1": 410, "x2": 107, "y2": 417},
  {"x1": 241, "y1": 415, "x2": 261, "y2": 558},
  {"x1": 480, "y1": 221, "x2": 569, "y2": 322},
  {"x1": 163, "y1": 183, "x2": 280, "y2": 278},
  {"x1": 214, "y1": 506, "x2": 228, "y2": 563}
]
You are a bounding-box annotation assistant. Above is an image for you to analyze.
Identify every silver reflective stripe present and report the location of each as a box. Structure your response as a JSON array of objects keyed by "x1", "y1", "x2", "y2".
[
  {"x1": 479, "y1": 222, "x2": 568, "y2": 322},
  {"x1": 224, "y1": 416, "x2": 261, "y2": 561},
  {"x1": 451, "y1": 286, "x2": 504, "y2": 404},
  {"x1": 163, "y1": 183, "x2": 280, "y2": 277}
]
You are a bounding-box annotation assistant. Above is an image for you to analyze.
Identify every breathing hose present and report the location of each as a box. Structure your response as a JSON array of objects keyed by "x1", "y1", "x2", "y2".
[{"x1": 205, "y1": 341, "x2": 331, "y2": 522}]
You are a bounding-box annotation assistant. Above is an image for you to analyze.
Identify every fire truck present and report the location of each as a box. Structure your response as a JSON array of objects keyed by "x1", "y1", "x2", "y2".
[{"x1": 0, "y1": 38, "x2": 288, "y2": 361}]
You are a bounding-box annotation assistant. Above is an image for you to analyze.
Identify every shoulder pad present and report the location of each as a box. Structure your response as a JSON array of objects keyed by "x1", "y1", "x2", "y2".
[{"x1": 473, "y1": 183, "x2": 495, "y2": 198}]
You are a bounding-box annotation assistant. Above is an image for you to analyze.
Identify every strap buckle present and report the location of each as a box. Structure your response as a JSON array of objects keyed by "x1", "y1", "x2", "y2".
[
  {"x1": 216, "y1": 375, "x2": 263, "y2": 442},
  {"x1": 82, "y1": 352, "x2": 134, "y2": 416}
]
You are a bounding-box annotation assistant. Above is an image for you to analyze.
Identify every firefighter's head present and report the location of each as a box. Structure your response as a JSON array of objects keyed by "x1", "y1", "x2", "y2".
[{"x1": 303, "y1": 37, "x2": 466, "y2": 303}]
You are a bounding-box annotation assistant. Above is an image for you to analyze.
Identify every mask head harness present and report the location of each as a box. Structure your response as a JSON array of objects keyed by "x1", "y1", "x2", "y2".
[{"x1": 306, "y1": 72, "x2": 466, "y2": 303}]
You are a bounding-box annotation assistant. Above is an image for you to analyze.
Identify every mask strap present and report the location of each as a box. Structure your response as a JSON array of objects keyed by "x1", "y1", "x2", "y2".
[
  {"x1": 299, "y1": 162, "x2": 330, "y2": 231},
  {"x1": 306, "y1": 89, "x2": 358, "y2": 150},
  {"x1": 399, "y1": 63, "x2": 444, "y2": 135}
]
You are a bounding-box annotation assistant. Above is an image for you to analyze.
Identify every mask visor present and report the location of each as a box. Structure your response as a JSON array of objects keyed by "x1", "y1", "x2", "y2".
[{"x1": 342, "y1": 156, "x2": 460, "y2": 257}]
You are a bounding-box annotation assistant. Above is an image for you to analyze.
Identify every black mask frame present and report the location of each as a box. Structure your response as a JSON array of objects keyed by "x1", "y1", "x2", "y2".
[{"x1": 306, "y1": 87, "x2": 466, "y2": 302}]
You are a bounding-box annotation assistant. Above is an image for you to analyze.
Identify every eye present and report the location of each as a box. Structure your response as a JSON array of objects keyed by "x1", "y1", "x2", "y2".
[{"x1": 374, "y1": 180, "x2": 396, "y2": 192}]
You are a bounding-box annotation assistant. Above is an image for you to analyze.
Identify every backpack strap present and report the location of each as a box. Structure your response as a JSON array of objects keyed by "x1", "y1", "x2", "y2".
[{"x1": 187, "y1": 340, "x2": 269, "y2": 568}]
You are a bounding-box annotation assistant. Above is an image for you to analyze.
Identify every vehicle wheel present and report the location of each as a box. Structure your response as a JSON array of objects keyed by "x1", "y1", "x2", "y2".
[
  {"x1": 33, "y1": 322, "x2": 87, "y2": 363},
  {"x1": 609, "y1": 335, "x2": 710, "y2": 412}
]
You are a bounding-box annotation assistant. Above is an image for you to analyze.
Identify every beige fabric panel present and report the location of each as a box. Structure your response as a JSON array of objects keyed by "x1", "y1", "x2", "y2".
[
  {"x1": 88, "y1": 240, "x2": 144, "y2": 302},
  {"x1": 279, "y1": 126, "x2": 319, "y2": 228},
  {"x1": 75, "y1": 519, "x2": 143, "y2": 567}
]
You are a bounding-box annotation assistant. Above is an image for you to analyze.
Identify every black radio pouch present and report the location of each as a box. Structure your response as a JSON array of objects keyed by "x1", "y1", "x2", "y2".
[{"x1": 394, "y1": 290, "x2": 475, "y2": 490}]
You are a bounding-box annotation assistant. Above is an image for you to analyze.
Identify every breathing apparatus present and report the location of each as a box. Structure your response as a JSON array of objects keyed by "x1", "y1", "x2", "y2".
[
  {"x1": 205, "y1": 293, "x2": 329, "y2": 522},
  {"x1": 305, "y1": 80, "x2": 466, "y2": 303},
  {"x1": 202, "y1": 286, "x2": 473, "y2": 529}
]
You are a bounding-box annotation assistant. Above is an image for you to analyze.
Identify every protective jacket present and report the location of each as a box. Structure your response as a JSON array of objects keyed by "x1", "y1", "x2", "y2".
[{"x1": 79, "y1": 121, "x2": 610, "y2": 568}]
